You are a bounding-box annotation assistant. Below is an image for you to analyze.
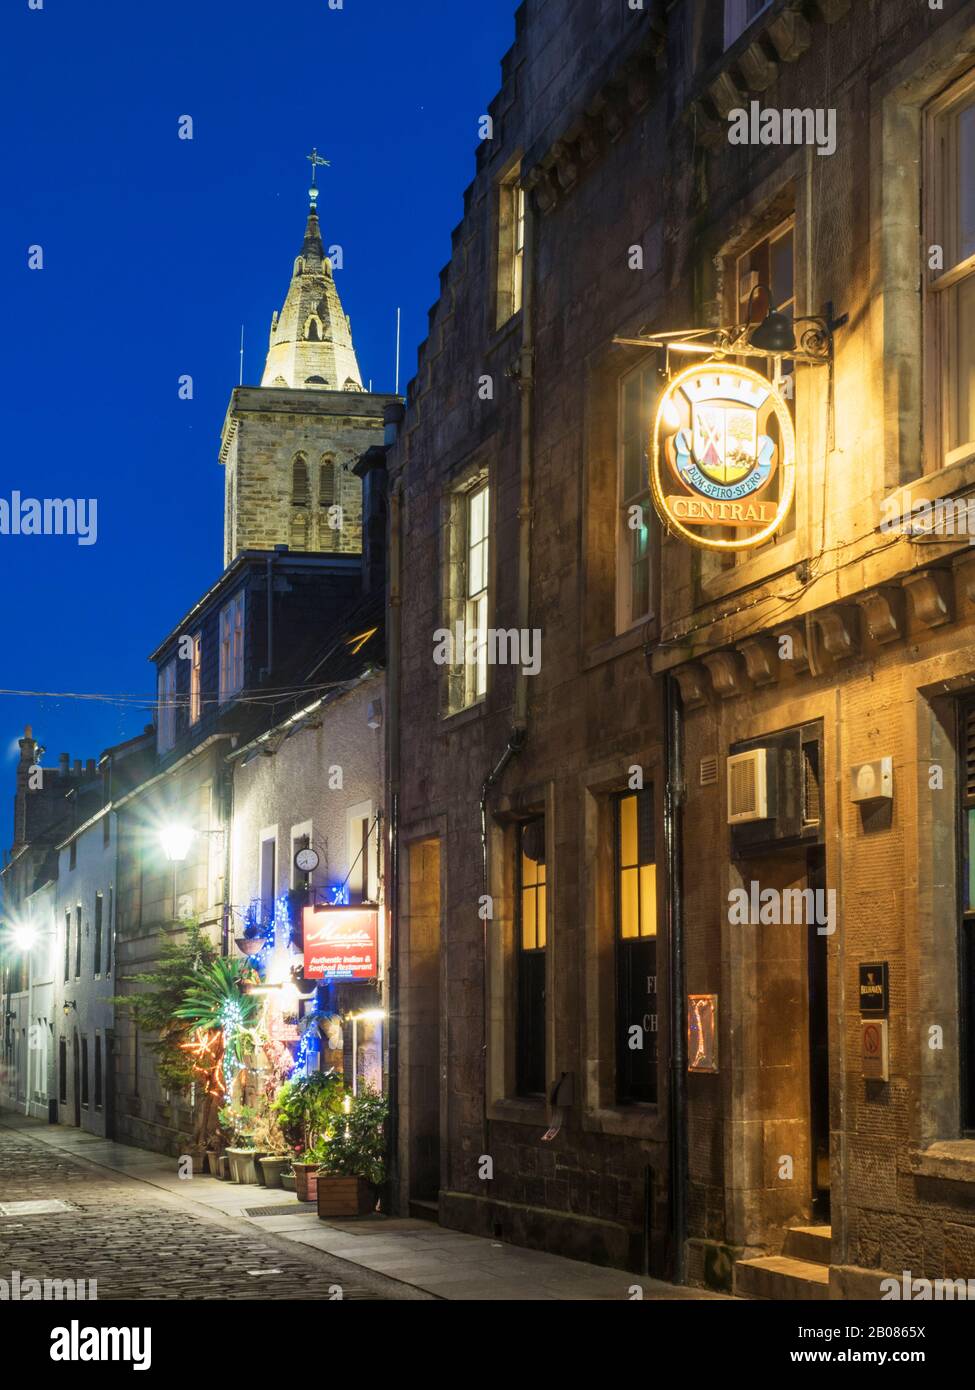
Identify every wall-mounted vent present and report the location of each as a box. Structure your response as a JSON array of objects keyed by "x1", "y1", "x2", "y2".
[
  {"x1": 727, "y1": 749, "x2": 769, "y2": 824},
  {"x1": 699, "y1": 756, "x2": 718, "y2": 787}
]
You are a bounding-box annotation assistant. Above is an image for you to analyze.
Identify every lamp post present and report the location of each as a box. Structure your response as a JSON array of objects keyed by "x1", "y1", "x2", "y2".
[{"x1": 3, "y1": 919, "x2": 38, "y2": 1114}]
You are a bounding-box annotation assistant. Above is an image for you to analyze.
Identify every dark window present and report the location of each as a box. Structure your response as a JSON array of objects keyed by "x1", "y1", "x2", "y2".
[
  {"x1": 320, "y1": 458, "x2": 336, "y2": 508},
  {"x1": 615, "y1": 789, "x2": 658, "y2": 1104},
  {"x1": 961, "y1": 700, "x2": 975, "y2": 1130},
  {"x1": 292, "y1": 455, "x2": 309, "y2": 506},
  {"x1": 81, "y1": 1036, "x2": 89, "y2": 1107},
  {"x1": 516, "y1": 817, "x2": 547, "y2": 1097},
  {"x1": 63, "y1": 912, "x2": 70, "y2": 983},
  {"x1": 93, "y1": 893, "x2": 103, "y2": 976},
  {"x1": 106, "y1": 887, "x2": 113, "y2": 975},
  {"x1": 69, "y1": 840, "x2": 76, "y2": 870},
  {"x1": 261, "y1": 837, "x2": 276, "y2": 926},
  {"x1": 58, "y1": 1038, "x2": 67, "y2": 1103},
  {"x1": 94, "y1": 1034, "x2": 103, "y2": 1109},
  {"x1": 293, "y1": 833, "x2": 311, "y2": 893},
  {"x1": 74, "y1": 905, "x2": 82, "y2": 978}
]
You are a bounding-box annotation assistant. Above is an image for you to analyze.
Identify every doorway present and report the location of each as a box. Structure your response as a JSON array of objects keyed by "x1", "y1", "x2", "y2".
[
  {"x1": 404, "y1": 837, "x2": 442, "y2": 1208},
  {"x1": 807, "y1": 846, "x2": 830, "y2": 1218},
  {"x1": 72, "y1": 1031, "x2": 81, "y2": 1127}
]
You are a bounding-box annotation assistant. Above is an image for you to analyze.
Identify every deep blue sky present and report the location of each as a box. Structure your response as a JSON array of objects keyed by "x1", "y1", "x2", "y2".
[{"x1": 0, "y1": 0, "x2": 516, "y2": 774}]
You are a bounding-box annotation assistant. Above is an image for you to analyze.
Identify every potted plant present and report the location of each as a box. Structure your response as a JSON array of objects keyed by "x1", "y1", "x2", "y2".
[
  {"x1": 221, "y1": 1103, "x2": 265, "y2": 1184},
  {"x1": 273, "y1": 1071, "x2": 345, "y2": 1202},
  {"x1": 252, "y1": 1102, "x2": 290, "y2": 1189},
  {"x1": 315, "y1": 1087, "x2": 388, "y2": 1218},
  {"x1": 280, "y1": 1167, "x2": 297, "y2": 1193}
]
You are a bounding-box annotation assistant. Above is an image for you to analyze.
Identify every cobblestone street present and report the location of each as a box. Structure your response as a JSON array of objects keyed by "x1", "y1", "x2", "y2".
[{"x1": 0, "y1": 1121, "x2": 429, "y2": 1301}]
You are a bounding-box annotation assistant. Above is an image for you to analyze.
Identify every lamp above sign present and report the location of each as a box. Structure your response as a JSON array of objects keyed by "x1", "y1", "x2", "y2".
[{"x1": 650, "y1": 362, "x2": 796, "y2": 552}]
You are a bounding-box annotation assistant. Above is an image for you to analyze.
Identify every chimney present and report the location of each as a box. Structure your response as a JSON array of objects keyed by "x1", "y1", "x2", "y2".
[
  {"x1": 73, "y1": 759, "x2": 82, "y2": 775},
  {"x1": 59, "y1": 753, "x2": 70, "y2": 778},
  {"x1": 85, "y1": 758, "x2": 95, "y2": 776}
]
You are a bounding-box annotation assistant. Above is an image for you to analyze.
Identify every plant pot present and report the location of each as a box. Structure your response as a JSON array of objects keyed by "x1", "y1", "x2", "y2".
[
  {"x1": 227, "y1": 1147, "x2": 264, "y2": 1184},
  {"x1": 292, "y1": 1161, "x2": 320, "y2": 1203},
  {"x1": 280, "y1": 1169, "x2": 297, "y2": 1193},
  {"x1": 204, "y1": 1150, "x2": 219, "y2": 1176},
  {"x1": 316, "y1": 1175, "x2": 376, "y2": 1218},
  {"x1": 235, "y1": 935, "x2": 265, "y2": 956},
  {"x1": 259, "y1": 1156, "x2": 290, "y2": 1190},
  {"x1": 218, "y1": 1155, "x2": 231, "y2": 1181}
]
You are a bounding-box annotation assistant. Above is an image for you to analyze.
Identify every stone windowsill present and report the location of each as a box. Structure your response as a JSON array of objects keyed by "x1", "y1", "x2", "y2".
[
  {"x1": 905, "y1": 1140, "x2": 975, "y2": 1184},
  {"x1": 582, "y1": 623, "x2": 650, "y2": 672}
]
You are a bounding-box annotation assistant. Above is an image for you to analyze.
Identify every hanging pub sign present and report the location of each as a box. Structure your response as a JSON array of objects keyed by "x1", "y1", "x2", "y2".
[
  {"x1": 303, "y1": 905, "x2": 378, "y2": 981},
  {"x1": 650, "y1": 362, "x2": 796, "y2": 552}
]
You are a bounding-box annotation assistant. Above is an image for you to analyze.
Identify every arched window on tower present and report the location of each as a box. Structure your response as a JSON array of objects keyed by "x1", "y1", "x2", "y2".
[
  {"x1": 319, "y1": 456, "x2": 336, "y2": 509},
  {"x1": 292, "y1": 455, "x2": 309, "y2": 507},
  {"x1": 304, "y1": 316, "x2": 322, "y2": 342}
]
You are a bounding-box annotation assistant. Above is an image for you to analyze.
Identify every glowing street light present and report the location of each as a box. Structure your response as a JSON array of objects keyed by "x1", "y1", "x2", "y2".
[
  {"x1": 160, "y1": 824, "x2": 196, "y2": 862},
  {"x1": 9, "y1": 922, "x2": 37, "y2": 952}
]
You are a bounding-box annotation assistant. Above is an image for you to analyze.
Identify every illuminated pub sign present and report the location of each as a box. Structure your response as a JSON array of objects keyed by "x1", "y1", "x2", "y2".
[
  {"x1": 650, "y1": 362, "x2": 796, "y2": 552},
  {"x1": 303, "y1": 906, "x2": 379, "y2": 980}
]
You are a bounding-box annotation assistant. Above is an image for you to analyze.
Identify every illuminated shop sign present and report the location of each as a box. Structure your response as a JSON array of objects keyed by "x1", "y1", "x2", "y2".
[
  {"x1": 303, "y1": 906, "x2": 378, "y2": 980},
  {"x1": 650, "y1": 362, "x2": 795, "y2": 552}
]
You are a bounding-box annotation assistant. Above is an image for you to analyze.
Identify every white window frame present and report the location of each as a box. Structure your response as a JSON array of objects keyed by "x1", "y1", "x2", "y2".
[
  {"x1": 925, "y1": 68, "x2": 975, "y2": 472},
  {"x1": 189, "y1": 631, "x2": 202, "y2": 725},
  {"x1": 259, "y1": 826, "x2": 278, "y2": 926},
  {"x1": 219, "y1": 592, "x2": 245, "y2": 704},
  {"x1": 156, "y1": 659, "x2": 176, "y2": 754},
  {"x1": 496, "y1": 170, "x2": 525, "y2": 328},
  {"x1": 724, "y1": 0, "x2": 772, "y2": 49},
  {"x1": 465, "y1": 483, "x2": 490, "y2": 705}
]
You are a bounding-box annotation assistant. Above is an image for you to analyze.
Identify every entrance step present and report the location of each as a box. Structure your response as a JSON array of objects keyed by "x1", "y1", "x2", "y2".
[
  {"x1": 783, "y1": 1224, "x2": 832, "y2": 1266},
  {"x1": 408, "y1": 1198, "x2": 439, "y2": 1223},
  {"x1": 735, "y1": 1255, "x2": 830, "y2": 1301}
]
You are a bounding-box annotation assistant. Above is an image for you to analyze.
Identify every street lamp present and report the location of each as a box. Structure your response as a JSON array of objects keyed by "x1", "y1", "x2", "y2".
[{"x1": 159, "y1": 824, "x2": 196, "y2": 862}]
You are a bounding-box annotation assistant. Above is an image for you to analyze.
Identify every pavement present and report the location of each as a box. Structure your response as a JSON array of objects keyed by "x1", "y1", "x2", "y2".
[{"x1": 0, "y1": 1112, "x2": 725, "y2": 1301}]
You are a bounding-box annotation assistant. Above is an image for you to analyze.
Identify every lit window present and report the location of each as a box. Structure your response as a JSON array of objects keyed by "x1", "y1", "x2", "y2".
[
  {"x1": 157, "y1": 658, "x2": 177, "y2": 754},
  {"x1": 615, "y1": 789, "x2": 657, "y2": 1104},
  {"x1": 724, "y1": 0, "x2": 772, "y2": 49},
  {"x1": 618, "y1": 361, "x2": 655, "y2": 631},
  {"x1": 516, "y1": 817, "x2": 547, "y2": 1097},
  {"x1": 736, "y1": 219, "x2": 796, "y2": 391},
  {"x1": 465, "y1": 484, "x2": 490, "y2": 704},
  {"x1": 219, "y1": 592, "x2": 245, "y2": 703},
  {"x1": 189, "y1": 632, "x2": 202, "y2": 725},
  {"x1": 927, "y1": 74, "x2": 975, "y2": 468},
  {"x1": 497, "y1": 173, "x2": 525, "y2": 327}
]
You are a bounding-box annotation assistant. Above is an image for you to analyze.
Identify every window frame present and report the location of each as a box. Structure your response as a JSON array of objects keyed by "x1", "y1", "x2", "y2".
[
  {"x1": 189, "y1": 631, "x2": 202, "y2": 726},
  {"x1": 614, "y1": 789, "x2": 659, "y2": 1105},
  {"x1": 959, "y1": 697, "x2": 975, "y2": 1132},
  {"x1": 925, "y1": 68, "x2": 975, "y2": 473},
  {"x1": 515, "y1": 816, "x2": 547, "y2": 1098},
  {"x1": 724, "y1": 0, "x2": 773, "y2": 50},
  {"x1": 496, "y1": 168, "x2": 525, "y2": 329},
  {"x1": 157, "y1": 657, "x2": 177, "y2": 754},
  {"x1": 219, "y1": 591, "x2": 245, "y2": 704},
  {"x1": 464, "y1": 483, "x2": 490, "y2": 706}
]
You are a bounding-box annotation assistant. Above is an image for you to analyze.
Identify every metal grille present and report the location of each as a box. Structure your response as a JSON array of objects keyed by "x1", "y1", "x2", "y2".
[
  {"x1": 966, "y1": 706, "x2": 975, "y2": 800},
  {"x1": 699, "y1": 755, "x2": 718, "y2": 787}
]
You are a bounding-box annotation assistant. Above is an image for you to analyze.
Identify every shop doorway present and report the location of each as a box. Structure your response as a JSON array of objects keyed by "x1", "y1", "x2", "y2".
[{"x1": 807, "y1": 846, "x2": 830, "y2": 1219}]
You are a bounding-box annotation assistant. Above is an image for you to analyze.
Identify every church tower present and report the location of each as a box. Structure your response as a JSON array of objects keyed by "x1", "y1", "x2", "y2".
[{"x1": 221, "y1": 165, "x2": 397, "y2": 568}]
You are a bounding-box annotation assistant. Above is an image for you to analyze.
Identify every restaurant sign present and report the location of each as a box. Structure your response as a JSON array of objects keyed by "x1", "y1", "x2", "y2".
[
  {"x1": 303, "y1": 906, "x2": 378, "y2": 980},
  {"x1": 650, "y1": 362, "x2": 795, "y2": 552}
]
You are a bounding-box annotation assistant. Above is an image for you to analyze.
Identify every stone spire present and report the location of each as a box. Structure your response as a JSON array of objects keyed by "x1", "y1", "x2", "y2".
[{"x1": 261, "y1": 198, "x2": 364, "y2": 392}]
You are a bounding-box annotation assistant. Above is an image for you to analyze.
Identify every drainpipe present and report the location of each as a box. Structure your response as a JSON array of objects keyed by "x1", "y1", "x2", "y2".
[{"x1": 664, "y1": 672, "x2": 688, "y2": 1284}]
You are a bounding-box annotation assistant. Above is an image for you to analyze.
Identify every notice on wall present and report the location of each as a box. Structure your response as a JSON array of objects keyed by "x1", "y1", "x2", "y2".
[
  {"x1": 861, "y1": 1019, "x2": 890, "y2": 1082},
  {"x1": 303, "y1": 906, "x2": 378, "y2": 980}
]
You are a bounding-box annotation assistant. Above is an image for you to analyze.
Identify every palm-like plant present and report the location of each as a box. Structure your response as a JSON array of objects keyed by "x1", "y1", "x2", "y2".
[{"x1": 174, "y1": 956, "x2": 261, "y2": 1066}]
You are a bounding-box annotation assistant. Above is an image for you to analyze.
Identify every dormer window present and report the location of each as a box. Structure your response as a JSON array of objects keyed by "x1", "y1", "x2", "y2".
[{"x1": 219, "y1": 592, "x2": 245, "y2": 704}]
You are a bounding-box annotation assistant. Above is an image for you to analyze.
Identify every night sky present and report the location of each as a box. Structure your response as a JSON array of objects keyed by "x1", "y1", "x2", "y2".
[{"x1": 0, "y1": 0, "x2": 516, "y2": 773}]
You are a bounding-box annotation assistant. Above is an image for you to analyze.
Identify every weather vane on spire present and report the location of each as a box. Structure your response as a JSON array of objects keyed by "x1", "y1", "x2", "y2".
[{"x1": 306, "y1": 147, "x2": 330, "y2": 205}]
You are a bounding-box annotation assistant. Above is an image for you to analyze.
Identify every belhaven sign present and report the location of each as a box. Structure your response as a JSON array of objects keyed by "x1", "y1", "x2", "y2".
[
  {"x1": 650, "y1": 362, "x2": 796, "y2": 551},
  {"x1": 303, "y1": 906, "x2": 379, "y2": 980}
]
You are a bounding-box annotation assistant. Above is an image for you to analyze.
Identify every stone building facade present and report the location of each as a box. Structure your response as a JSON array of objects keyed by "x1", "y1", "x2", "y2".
[{"x1": 389, "y1": 0, "x2": 975, "y2": 1294}]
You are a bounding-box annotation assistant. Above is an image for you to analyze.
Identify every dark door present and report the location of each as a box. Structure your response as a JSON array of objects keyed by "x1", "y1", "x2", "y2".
[
  {"x1": 72, "y1": 1033, "x2": 81, "y2": 1127},
  {"x1": 807, "y1": 846, "x2": 830, "y2": 1218},
  {"x1": 104, "y1": 1028, "x2": 116, "y2": 1141}
]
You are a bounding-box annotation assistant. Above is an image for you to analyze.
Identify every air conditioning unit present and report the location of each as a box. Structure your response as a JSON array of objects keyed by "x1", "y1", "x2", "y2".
[
  {"x1": 729, "y1": 723, "x2": 825, "y2": 855},
  {"x1": 850, "y1": 757, "x2": 892, "y2": 803},
  {"x1": 727, "y1": 748, "x2": 769, "y2": 824}
]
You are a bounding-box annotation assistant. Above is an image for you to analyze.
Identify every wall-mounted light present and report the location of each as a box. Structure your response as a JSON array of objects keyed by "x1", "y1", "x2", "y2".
[{"x1": 160, "y1": 824, "x2": 195, "y2": 862}]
